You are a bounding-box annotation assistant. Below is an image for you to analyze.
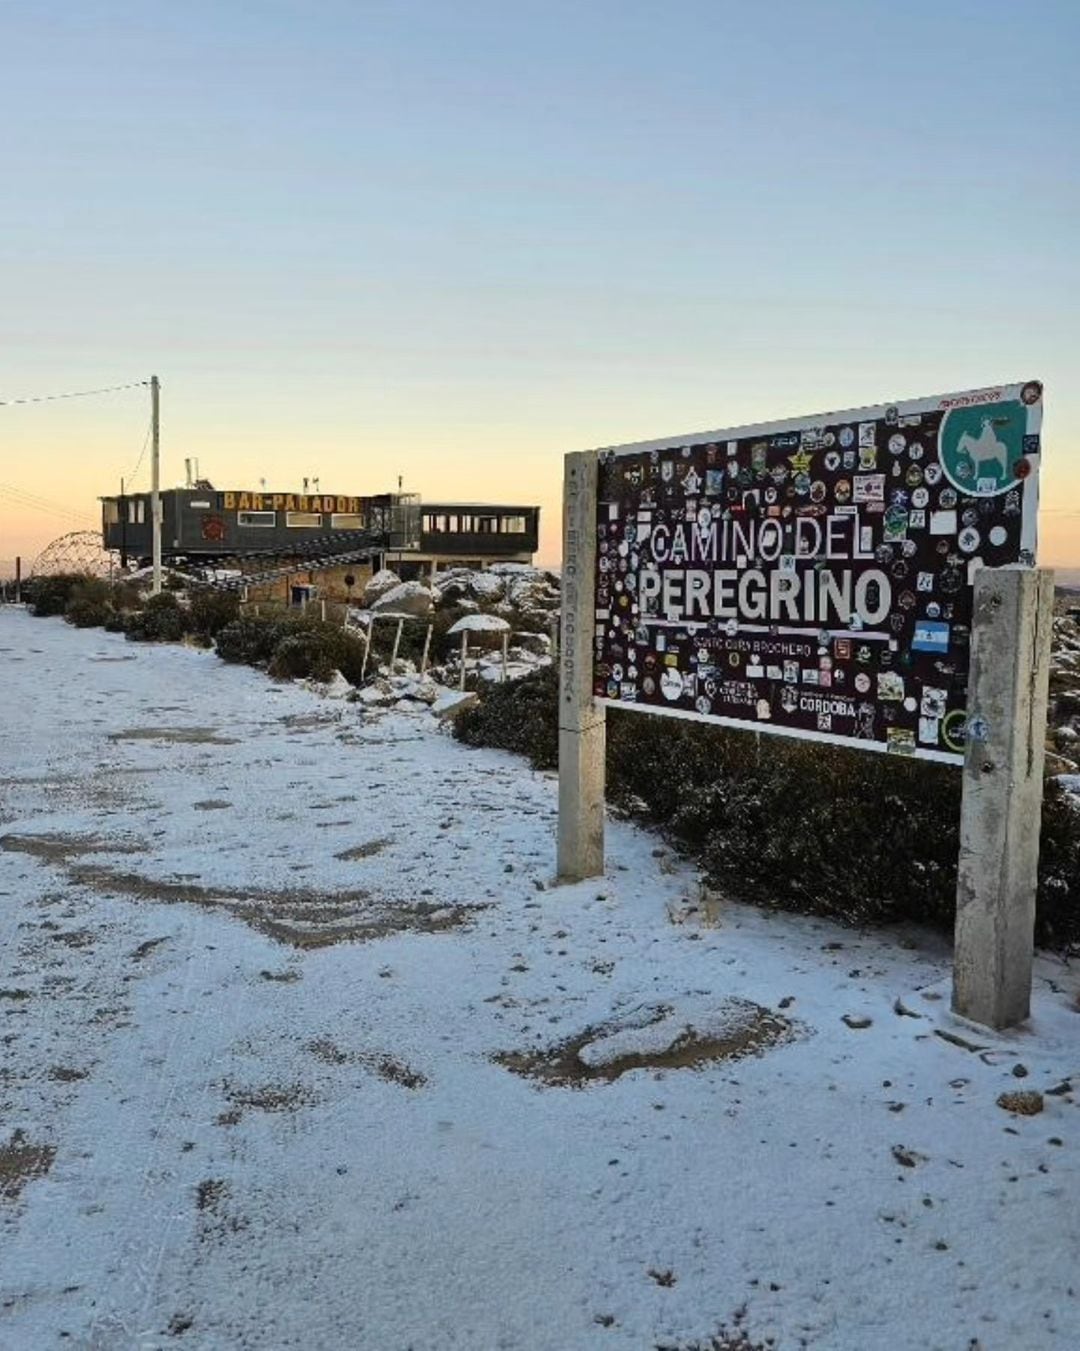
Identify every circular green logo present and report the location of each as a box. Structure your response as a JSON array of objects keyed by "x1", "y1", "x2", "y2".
[{"x1": 937, "y1": 400, "x2": 1027, "y2": 497}]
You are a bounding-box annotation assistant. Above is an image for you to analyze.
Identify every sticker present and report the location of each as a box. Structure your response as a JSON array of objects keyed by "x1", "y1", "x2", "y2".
[
  {"x1": 938, "y1": 399, "x2": 1029, "y2": 497},
  {"x1": 941, "y1": 709, "x2": 967, "y2": 753},
  {"x1": 958, "y1": 526, "x2": 980, "y2": 553},
  {"x1": 989, "y1": 525, "x2": 1007, "y2": 546},
  {"x1": 886, "y1": 727, "x2": 916, "y2": 755},
  {"x1": 918, "y1": 717, "x2": 940, "y2": 745},
  {"x1": 912, "y1": 620, "x2": 950, "y2": 653},
  {"x1": 921, "y1": 686, "x2": 948, "y2": 718},
  {"x1": 660, "y1": 669, "x2": 683, "y2": 701},
  {"x1": 877, "y1": 671, "x2": 905, "y2": 701},
  {"x1": 929, "y1": 510, "x2": 958, "y2": 535}
]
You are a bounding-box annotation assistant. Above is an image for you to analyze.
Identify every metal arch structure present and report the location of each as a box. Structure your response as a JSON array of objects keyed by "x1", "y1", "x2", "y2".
[{"x1": 30, "y1": 530, "x2": 118, "y2": 579}]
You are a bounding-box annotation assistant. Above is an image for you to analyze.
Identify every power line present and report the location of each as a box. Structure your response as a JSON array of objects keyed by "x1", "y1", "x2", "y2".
[
  {"x1": 124, "y1": 416, "x2": 154, "y2": 488},
  {"x1": 0, "y1": 379, "x2": 149, "y2": 407}
]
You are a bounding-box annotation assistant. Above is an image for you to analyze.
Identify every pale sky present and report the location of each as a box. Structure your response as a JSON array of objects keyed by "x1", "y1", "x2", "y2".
[{"x1": 2, "y1": 0, "x2": 1077, "y2": 569}]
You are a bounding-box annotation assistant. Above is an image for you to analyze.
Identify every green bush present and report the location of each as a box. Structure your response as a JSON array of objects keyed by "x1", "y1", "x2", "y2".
[
  {"x1": 454, "y1": 666, "x2": 559, "y2": 767},
  {"x1": 453, "y1": 667, "x2": 1080, "y2": 951},
  {"x1": 189, "y1": 589, "x2": 240, "y2": 640},
  {"x1": 27, "y1": 573, "x2": 90, "y2": 617},
  {"x1": 216, "y1": 614, "x2": 367, "y2": 685},
  {"x1": 63, "y1": 578, "x2": 113, "y2": 629},
  {"x1": 126, "y1": 590, "x2": 188, "y2": 643}
]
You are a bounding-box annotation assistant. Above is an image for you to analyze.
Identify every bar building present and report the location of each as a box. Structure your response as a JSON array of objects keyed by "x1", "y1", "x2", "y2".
[{"x1": 100, "y1": 484, "x2": 541, "y2": 602}]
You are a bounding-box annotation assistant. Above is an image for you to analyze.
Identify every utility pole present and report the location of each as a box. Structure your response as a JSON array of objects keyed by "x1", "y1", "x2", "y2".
[
  {"x1": 150, "y1": 375, "x2": 162, "y2": 595},
  {"x1": 119, "y1": 477, "x2": 128, "y2": 569}
]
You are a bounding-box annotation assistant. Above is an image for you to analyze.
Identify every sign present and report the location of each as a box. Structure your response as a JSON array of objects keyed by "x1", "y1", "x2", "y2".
[
  {"x1": 219, "y1": 492, "x2": 363, "y2": 514},
  {"x1": 592, "y1": 381, "x2": 1042, "y2": 763}
]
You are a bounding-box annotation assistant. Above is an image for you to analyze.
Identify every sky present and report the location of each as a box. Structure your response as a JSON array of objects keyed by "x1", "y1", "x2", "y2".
[{"x1": 1, "y1": 0, "x2": 1078, "y2": 570}]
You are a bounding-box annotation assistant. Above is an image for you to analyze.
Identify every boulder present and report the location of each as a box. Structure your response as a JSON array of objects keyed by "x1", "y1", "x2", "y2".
[
  {"x1": 362, "y1": 569, "x2": 402, "y2": 605},
  {"x1": 370, "y1": 581, "x2": 434, "y2": 617}
]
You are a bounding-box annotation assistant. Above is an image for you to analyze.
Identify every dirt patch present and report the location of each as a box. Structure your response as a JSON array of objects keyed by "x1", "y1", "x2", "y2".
[
  {"x1": 68, "y1": 863, "x2": 479, "y2": 949},
  {"x1": 0, "y1": 989, "x2": 33, "y2": 1001},
  {"x1": 3, "y1": 832, "x2": 479, "y2": 948},
  {"x1": 196, "y1": 1178, "x2": 228, "y2": 1211},
  {"x1": 130, "y1": 936, "x2": 169, "y2": 961},
  {"x1": 0, "y1": 833, "x2": 146, "y2": 863},
  {"x1": 307, "y1": 1038, "x2": 427, "y2": 1088},
  {"x1": 193, "y1": 800, "x2": 232, "y2": 811},
  {"x1": 221, "y1": 1081, "x2": 316, "y2": 1115},
  {"x1": 281, "y1": 712, "x2": 341, "y2": 730},
  {"x1": 334, "y1": 838, "x2": 391, "y2": 861},
  {"x1": 495, "y1": 998, "x2": 796, "y2": 1087},
  {"x1": 108, "y1": 726, "x2": 239, "y2": 745},
  {"x1": 0, "y1": 1131, "x2": 56, "y2": 1202},
  {"x1": 48, "y1": 1066, "x2": 89, "y2": 1083}
]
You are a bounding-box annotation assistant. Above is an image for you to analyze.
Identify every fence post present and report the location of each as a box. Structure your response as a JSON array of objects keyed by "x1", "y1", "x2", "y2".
[
  {"x1": 952, "y1": 566, "x2": 1055, "y2": 1030},
  {"x1": 557, "y1": 450, "x2": 605, "y2": 882}
]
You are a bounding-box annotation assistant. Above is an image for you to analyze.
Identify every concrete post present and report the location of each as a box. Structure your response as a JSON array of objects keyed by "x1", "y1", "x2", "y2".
[
  {"x1": 556, "y1": 450, "x2": 605, "y2": 882},
  {"x1": 952, "y1": 566, "x2": 1055, "y2": 1030}
]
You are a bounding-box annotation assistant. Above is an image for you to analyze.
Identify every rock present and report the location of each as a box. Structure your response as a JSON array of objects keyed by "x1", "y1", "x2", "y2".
[
  {"x1": 514, "y1": 631, "x2": 553, "y2": 657},
  {"x1": 842, "y1": 1014, "x2": 873, "y2": 1030},
  {"x1": 432, "y1": 690, "x2": 479, "y2": 720},
  {"x1": 996, "y1": 1090, "x2": 1044, "y2": 1115},
  {"x1": 362, "y1": 568, "x2": 401, "y2": 605},
  {"x1": 370, "y1": 581, "x2": 434, "y2": 617}
]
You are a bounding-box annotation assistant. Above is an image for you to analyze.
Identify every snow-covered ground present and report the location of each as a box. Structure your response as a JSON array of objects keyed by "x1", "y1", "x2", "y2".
[{"x1": 1, "y1": 607, "x2": 1078, "y2": 1351}]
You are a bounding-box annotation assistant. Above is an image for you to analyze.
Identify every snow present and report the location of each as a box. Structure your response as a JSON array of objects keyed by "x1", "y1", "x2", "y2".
[
  {"x1": 447, "y1": 612, "x2": 511, "y2": 633},
  {"x1": 1, "y1": 607, "x2": 1079, "y2": 1351}
]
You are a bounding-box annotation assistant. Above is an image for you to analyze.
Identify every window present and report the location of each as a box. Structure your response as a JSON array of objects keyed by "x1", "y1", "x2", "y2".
[
  {"x1": 500, "y1": 516, "x2": 527, "y2": 533},
  {"x1": 128, "y1": 498, "x2": 146, "y2": 524},
  {"x1": 458, "y1": 514, "x2": 474, "y2": 533},
  {"x1": 103, "y1": 501, "x2": 119, "y2": 525},
  {"x1": 477, "y1": 516, "x2": 497, "y2": 534},
  {"x1": 238, "y1": 511, "x2": 276, "y2": 527},
  {"x1": 286, "y1": 511, "x2": 322, "y2": 528},
  {"x1": 331, "y1": 513, "x2": 364, "y2": 530}
]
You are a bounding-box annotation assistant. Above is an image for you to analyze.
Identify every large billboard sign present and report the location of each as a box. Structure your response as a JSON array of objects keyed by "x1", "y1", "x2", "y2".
[{"x1": 592, "y1": 381, "x2": 1043, "y2": 763}]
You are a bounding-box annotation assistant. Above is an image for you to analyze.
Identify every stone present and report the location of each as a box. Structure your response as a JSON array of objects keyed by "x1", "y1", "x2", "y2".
[{"x1": 996, "y1": 1090, "x2": 1044, "y2": 1115}]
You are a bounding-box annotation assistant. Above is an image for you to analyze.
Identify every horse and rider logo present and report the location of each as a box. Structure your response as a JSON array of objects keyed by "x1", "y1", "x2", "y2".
[{"x1": 937, "y1": 399, "x2": 1032, "y2": 497}]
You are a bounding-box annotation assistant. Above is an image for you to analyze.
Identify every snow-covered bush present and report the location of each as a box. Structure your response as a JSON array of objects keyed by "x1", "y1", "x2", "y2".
[{"x1": 454, "y1": 664, "x2": 1080, "y2": 950}]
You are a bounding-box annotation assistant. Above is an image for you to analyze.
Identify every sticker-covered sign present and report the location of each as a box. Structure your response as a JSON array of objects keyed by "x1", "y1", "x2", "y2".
[{"x1": 592, "y1": 381, "x2": 1042, "y2": 763}]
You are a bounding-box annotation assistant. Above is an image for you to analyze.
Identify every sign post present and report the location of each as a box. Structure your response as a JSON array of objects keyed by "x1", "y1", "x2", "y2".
[
  {"x1": 557, "y1": 451, "x2": 605, "y2": 882},
  {"x1": 953, "y1": 565, "x2": 1054, "y2": 1029},
  {"x1": 557, "y1": 381, "x2": 1049, "y2": 1027}
]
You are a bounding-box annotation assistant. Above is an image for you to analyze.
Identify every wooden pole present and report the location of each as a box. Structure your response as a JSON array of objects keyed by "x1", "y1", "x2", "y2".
[
  {"x1": 501, "y1": 630, "x2": 509, "y2": 682},
  {"x1": 420, "y1": 623, "x2": 432, "y2": 677},
  {"x1": 952, "y1": 566, "x2": 1055, "y2": 1030},
  {"x1": 459, "y1": 630, "x2": 468, "y2": 691},
  {"x1": 391, "y1": 617, "x2": 403, "y2": 669},
  {"x1": 361, "y1": 616, "x2": 374, "y2": 682}
]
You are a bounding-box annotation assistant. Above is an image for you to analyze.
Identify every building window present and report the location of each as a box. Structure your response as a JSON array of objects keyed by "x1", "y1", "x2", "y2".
[
  {"x1": 286, "y1": 511, "x2": 322, "y2": 528},
  {"x1": 500, "y1": 516, "x2": 527, "y2": 533},
  {"x1": 331, "y1": 513, "x2": 364, "y2": 530},
  {"x1": 458, "y1": 514, "x2": 474, "y2": 533},
  {"x1": 103, "y1": 501, "x2": 119, "y2": 526},
  {"x1": 128, "y1": 498, "x2": 146, "y2": 524},
  {"x1": 477, "y1": 516, "x2": 497, "y2": 534},
  {"x1": 238, "y1": 511, "x2": 276, "y2": 527}
]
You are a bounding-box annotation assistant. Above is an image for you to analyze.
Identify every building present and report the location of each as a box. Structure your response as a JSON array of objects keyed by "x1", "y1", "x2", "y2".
[{"x1": 99, "y1": 484, "x2": 540, "y2": 603}]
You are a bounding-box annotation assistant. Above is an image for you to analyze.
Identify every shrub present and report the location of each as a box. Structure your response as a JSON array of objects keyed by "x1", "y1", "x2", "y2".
[
  {"x1": 27, "y1": 573, "x2": 90, "y2": 617},
  {"x1": 63, "y1": 578, "x2": 113, "y2": 629},
  {"x1": 454, "y1": 666, "x2": 559, "y2": 768},
  {"x1": 453, "y1": 668, "x2": 1080, "y2": 951},
  {"x1": 215, "y1": 616, "x2": 284, "y2": 666},
  {"x1": 126, "y1": 590, "x2": 188, "y2": 643},
  {"x1": 216, "y1": 614, "x2": 367, "y2": 685},
  {"x1": 189, "y1": 589, "x2": 240, "y2": 640},
  {"x1": 267, "y1": 625, "x2": 368, "y2": 685}
]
